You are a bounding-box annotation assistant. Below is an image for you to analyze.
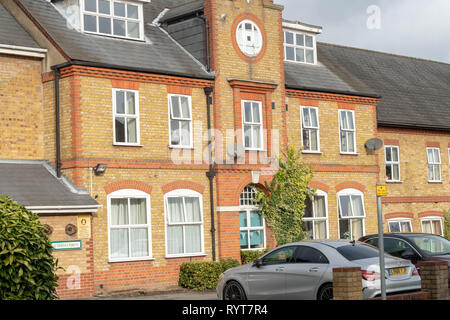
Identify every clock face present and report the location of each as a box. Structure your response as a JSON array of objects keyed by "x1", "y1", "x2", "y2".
[{"x1": 236, "y1": 19, "x2": 263, "y2": 57}]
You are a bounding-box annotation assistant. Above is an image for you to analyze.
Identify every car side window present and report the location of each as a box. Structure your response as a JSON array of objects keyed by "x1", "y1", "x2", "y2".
[
  {"x1": 364, "y1": 238, "x2": 378, "y2": 247},
  {"x1": 262, "y1": 247, "x2": 295, "y2": 265},
  {"x1": 383, "y1": 238, "x2": 414, "y2": 258},
  {"x1": 292, "y1": 246, "x2": 329, "y2": 264}
]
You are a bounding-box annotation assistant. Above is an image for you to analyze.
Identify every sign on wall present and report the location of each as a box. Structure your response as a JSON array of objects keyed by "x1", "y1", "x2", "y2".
[
  {"x1": 77, "y1": 215, "x2": 91, "y2": 239},
  {"x1": 51, "y1": 240, "x2": 82, "y2": 251}
]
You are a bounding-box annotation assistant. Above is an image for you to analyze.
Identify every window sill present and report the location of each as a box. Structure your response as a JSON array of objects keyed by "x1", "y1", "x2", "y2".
[
  {"x1": 169, "y1": 145, "x2": 194, "y2": 150},
  {"x1": 108, "y1": 257, "x2": 155, "y2": 263},
  {"x1": 340, "y1": 152, "x2": 359, "y2": 156},
  {"x1": 113, "y1": 143, "x2": 144, "y2": 148},
  {"x1": 165, "y1": 253, "x2": 207, "y2": 259},
  {"x1": 245, "y1": 149, "x2": 267, "y2": 152},
  {"x1": 428, "y1": 181, "x2": 443, "y2": 184},
  {"x1": 302, "y1": 151, "x2": 322, "y2": 155},
  {"x1": 241, "y1": 248, "x2": 266, "y2": 252},
  {"x1": 386, "y1": 180, "x2": 402, "y2": 184}
]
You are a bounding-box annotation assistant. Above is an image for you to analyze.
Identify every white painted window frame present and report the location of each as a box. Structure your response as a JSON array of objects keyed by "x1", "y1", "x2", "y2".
[
  {"x1": 107, "y1": 189, "x2": 152, "y2": 262},
  {"x1": 164, "y1": 189, "x2": 205, "y2": 258},
  {"x1": 387, "y1": 218, "x2": 413, "y2": 233},
  {"x1": 236, "y1": 19, "x2": 263, "y2": 57},
  {"x1": 303, "y1": 189, "x2": 329, "y2": 240},
  {"x1": 420, "y1": 217, "x2": 444, "y2": 236},
  {"x1": 426, "y1": 147, "x2": 442, "y2": 182},
  {"x1": 242, "y1": 100, "x2": 264, "y2": 151},
  {"x1": 112, "y1": 88, "x2": 140, "y2": 146},
  {"x1": 337, "y1": 188, "x2": 366, "y2": 240},
  {"x1": 81, "y1": 0, "x2": 145, "y2": 41},
  {"x1": 239, "y1": 186, "x2": 266, "y2": 251},
  {"x1": 168, "y1": 94, "x2": 193, "y2": 149},
  {"x1": 300, "y1": 106, "x2": 320, "y2": 153},
  {"x1": 283, "y1": 30, "x2": 317, "y2": 65},
  {"x1": 339, "y1": 109, "x2": 357, "y2": 154},
  {"x1": 385, "y1": 145, "x2": 401, "y2": 182}
]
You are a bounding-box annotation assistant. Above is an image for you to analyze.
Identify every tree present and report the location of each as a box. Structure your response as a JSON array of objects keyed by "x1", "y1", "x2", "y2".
[
  {"x1": 255, "y1": 146, "x2": 314, "y2": 246},
  {"x1": 444, "y1": 210, "x2": 450, "y2": 241},
  {"x1": 0, "y1": 195, "x2": 59, "y2": 300}
]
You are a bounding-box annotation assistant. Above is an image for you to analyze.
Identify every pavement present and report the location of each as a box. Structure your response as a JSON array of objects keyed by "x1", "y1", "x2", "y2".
[{"x1": 83, "y1": 289, "x2": 218, "y2": 300}]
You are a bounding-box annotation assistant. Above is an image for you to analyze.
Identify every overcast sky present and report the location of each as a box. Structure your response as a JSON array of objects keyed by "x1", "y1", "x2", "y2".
[{"x1": 276, "y1": 0, "x2": 450, "y2": 64}]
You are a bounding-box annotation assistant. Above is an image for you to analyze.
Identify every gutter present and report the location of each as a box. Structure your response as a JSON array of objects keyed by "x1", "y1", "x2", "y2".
[
  {"x1": 0, "y1": 44, "x2": 47, "y2": 58},
  {"x1": 285, "y1": 84, "x2": 382, "y2": 99},
  {"x1": 197, "y1": 13, "x2": 211, "y2": 71},
  {"x1": 52, "y1": 59, "x2": 215, "y2": 81},
  {"x1": 204, "y1": 87, "x2": 216, "y2": 261}
]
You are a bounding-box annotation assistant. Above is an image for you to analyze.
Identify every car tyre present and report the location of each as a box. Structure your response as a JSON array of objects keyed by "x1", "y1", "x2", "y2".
[
  {"x1": 223, "y1": 281, "x2": 247, "y2": 300},
  {"x1": 317, "y1": 283, "x2": 333, "y2": 300}
]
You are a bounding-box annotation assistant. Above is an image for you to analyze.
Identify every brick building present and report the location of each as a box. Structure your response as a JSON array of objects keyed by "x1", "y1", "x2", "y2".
[{"x1": 0, "y1": 0, "x2": 448, "y2": 298}]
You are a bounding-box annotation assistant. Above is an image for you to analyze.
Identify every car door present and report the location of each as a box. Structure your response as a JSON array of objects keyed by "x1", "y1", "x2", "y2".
[
  {"x1": 283, "y1": 245, "x2": 330, "y2": 300},
  {"x1": 246, "y1": 246, "x2": 295, "y2": 300}
]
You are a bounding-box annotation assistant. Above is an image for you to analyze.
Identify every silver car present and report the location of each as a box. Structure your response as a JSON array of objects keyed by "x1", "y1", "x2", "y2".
[{"x1": 217, "y1": 240, "x2": 421, "y2": 300}]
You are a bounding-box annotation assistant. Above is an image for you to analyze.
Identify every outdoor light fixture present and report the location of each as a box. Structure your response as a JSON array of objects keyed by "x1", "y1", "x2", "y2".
[{"x1": 93, "y1": 163, "x2": 107, "y2": 176}]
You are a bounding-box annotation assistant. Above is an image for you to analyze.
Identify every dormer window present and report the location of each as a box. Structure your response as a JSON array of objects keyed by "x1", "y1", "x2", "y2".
[
  {"x1": 284, "y1": 31, "x2": 316, "y2": 64},
  {"x1": 82, "y1": 0, "x2": 143, "y2": 40}
]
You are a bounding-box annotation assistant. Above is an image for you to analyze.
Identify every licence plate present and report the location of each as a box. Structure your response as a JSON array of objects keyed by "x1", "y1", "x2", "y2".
[{"x1": 389, "y1": 267, "x2": 408, "y2": 276}]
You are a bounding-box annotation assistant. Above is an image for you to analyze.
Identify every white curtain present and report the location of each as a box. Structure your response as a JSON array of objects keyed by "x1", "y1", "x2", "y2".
[
  {"x1": 180, "y1": 120, "x2": 190, "y2": 146},
  {"x1": 130, "y1": 198, "x2": 146, "y2": 225},
  {"x1": 127, "y1": 118, "x2": 137, "y2": 143},
  {"x1": 185, "y1": 197, "x2": 201, "y2": 222},
  {"x1": 111, "y1": 229, "x2": 129, "y2": 259},
  {"x1": 126, "y1": 92, "x2": 135, "y2": 114},
  {"x1": 351, "y1": 195, "x2": 364, "y2": 217},
  {"x1": 111, "y1": 199, "x2": 128, "y2": 225},
  {"x1": 180, "y1": 96, "x2": 190, "y2": 118},
  {"x1": 314, "y1": 196, "x2": 326, "y2": 218},
  {"x1": 130, "y1": 228, "x2": 148, "y2": 257},
  {"x1": 185, "y1": 225, "x2": 201, "y2": 253},
  {"x1": 351, "y1": 219, "x2": 363, "y2": 240},
  {"x1": 168, "y1": 197, "x2": 184, "y2": 223},
  {"x1": 167, "y1": 226, "x2": 183, "y2": 255},
  {"x1": 315, "y1": 221, "x2": 327, "y2": 239}
]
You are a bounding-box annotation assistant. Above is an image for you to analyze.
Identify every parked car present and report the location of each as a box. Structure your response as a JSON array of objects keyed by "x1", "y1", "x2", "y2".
[
  {"x1": 217, "y1": 240, "x2": 421, "y2": 300},
  {"x1": 359, "y1": 233, "x2": 450, "y2": 286}
]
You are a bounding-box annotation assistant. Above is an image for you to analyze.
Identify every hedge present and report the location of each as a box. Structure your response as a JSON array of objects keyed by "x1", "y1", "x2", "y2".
[
  {"x1": 179, "y1": 258, "x2": 240, "y2": 291},
  {"x1": 240, "y1": 249, "x2": 270, "y2": 265},
  {"x1": 0, "y1": 195, "x2": 59, "y2": 300}
]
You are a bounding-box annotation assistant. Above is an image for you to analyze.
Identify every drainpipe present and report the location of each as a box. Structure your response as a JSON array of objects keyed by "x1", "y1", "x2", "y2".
[
  {"x1": 197, "y1": 14, "x2": 211, "y2": 71},
  {"x1": 54, "y1": 67, "x2": 62, "y2": 178},
  {"x1": 204, "y1": 87, "x2": 216, "y2": 261}
]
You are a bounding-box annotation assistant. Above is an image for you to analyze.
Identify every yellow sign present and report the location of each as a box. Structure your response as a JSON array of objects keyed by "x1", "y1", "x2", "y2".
[
  {"x1": 77, "y1": 215, "x2": 91, "y2": 239},
  {"x1": 376, "y1": 185, "x2": 387, "y2": 197}
]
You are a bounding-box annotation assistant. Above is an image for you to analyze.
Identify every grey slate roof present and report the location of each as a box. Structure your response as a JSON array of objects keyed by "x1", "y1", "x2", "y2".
[
  {"x1": 20, "y1": 0, "x2": 212, "y2": 79},
  {"x1": 284, "y1": 61, "x2": 376, "y2": 97},
  {"x1": 0, "y1": 3, "x2": 40, "y2": 48},
  {"x1": 317, "y1": 43, "x2": 450, "y2": 130},
  {"x1": 0, "y1": 160, "x2": 98, "y2": 208},
  {"x1": 160, "y1": 0, "x2": 204, "y2": 23}
]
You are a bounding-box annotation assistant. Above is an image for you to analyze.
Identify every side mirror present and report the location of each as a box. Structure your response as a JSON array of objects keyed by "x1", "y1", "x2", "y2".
[
  {"x1": 401, "y1": 249, "x2": 417, "y2": 260},
  {"x1": 253, "y1": 259, "x2": 263, "y2": 268}
]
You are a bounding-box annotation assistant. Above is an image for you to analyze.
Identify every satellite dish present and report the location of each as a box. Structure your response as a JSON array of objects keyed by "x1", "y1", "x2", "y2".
[
  {"x1": 365, "y1": 138, "x2": 383, "y2": 151},
  {"x1": 227, "y1": 143, "x2": 245, "y2": 158}
]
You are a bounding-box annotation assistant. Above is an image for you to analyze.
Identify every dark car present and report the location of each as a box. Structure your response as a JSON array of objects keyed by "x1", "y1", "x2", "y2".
[{"x1": 359, "y1": 233, "x2": 450, "y2": 286}]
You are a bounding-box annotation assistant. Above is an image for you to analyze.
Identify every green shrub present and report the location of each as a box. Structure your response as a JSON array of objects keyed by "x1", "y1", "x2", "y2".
[
  {"x1": 0, "y1": 195, "x2": 59, "y2": 300},
  {"x1": 179, "y1": 259, "x2": 240, "y2": 291},
  {"x1": 444, "y1": 210, "x2": 450, "y2": 241},
  {"x1": 240, "y1": 249, "x2": 270, "y2": 265}
]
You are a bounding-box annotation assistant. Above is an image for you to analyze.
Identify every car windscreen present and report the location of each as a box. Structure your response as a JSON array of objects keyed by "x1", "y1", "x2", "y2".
[
  {"x1": 336, "y1": 244, "x2": 380, "y2": 261},
  {"x1": 407, "y1": 235, "x2": 450, "y2": 256}
]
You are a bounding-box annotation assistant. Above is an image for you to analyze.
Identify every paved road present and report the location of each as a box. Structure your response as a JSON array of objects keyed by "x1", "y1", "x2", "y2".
[{"x1": 85, "y1": 290, "x2": 218, "y2": 300}]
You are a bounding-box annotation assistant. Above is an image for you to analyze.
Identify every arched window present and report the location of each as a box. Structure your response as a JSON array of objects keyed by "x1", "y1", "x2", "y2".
[
  {"x1": 107, "y1": 189, "x2": 152, "y2": 262},
  {"x1": 239, "y1": 185, "x2": 265, "y2": 251},
  {"x1": 337, "y1": 189, "x2": 366, "y2": 240},
  {"x1": 164, "y1": 189, "x2": 204, "y2": 257},
  {"x1": 303, "y1": 189, "x2": 328, "y2": 240}
]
